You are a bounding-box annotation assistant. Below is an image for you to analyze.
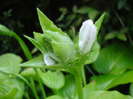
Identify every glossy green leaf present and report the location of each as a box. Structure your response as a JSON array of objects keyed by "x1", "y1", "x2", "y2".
[
  {"x1": 0, "y1": 87, "x2": 18, "y2": 99},
  {"x1": 0, "y1": 78, "x2": 24, "y2": 99},
  {"x1": 58, "y1": 74, "x2": 76, "y2": 99},
  {"x1": 39, "y1": 70, "x2": 65, "y2": 90},
  {"x1": 74, "y1": 82, "x2": 99, "y2": 99},
  {"x1": 0, "y1": 24, "x2": 32, "y2": 60},
  {"x1": 95, "y1": 13, "x2": 105, "y2": 35},
  {"x1": 91, "y1": 70, "x2": 133, "y2": 90},
  {"x1": 83, "y1": 83, "x2": 99, "y2": 99},
  {"x1": 0, "y1": 53, "x2": 22, "y2": 76},
  {"x1": 21, "y1": 68, "x2": 36, "y2": 79},
  {"x1": 85, "y1": 42, "x2": 100, "y2": 64},
  {"x1": 37, "y1": 8, "x2": 63, "y2": 34},
  {"x1": 46, "y1": 95, "x2": 63, "y2": 99},
  {"x1": 74, "y1": 82, "x2": 132, "y2": 99},
  {"x1": 92, "y1": 43, "x2": 133, "y2": 74},
  {"x1": 129, "y1": 83, "x2": 133, "y2": 97},
  {"x1": 88, "y1": 91, "x2": 132, "y2": 99}
]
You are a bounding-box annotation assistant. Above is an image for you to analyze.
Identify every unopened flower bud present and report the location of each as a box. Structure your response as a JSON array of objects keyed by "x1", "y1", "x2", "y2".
[{"x1": 79, "y1": 19, "x2": 97, "y2": 55}]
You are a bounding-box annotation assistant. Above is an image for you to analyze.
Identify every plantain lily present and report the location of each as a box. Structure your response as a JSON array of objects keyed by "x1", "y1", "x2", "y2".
[{"x1": 20, "y1": 9, "x2": 105, "y2": 99}]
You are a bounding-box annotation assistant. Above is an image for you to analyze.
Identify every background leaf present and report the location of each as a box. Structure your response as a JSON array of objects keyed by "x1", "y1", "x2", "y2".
[
  {"x1": 74, "y1": 83, "x2": 99, "y2": 99},
  {"x1": 91, "y1": 70, "x2": 133, "y2": 90},
  {"x1": 92, "y1": 43, "x2": 133, "y2": 74},
  {"x1": 129, "y1": 83, "x2": 133, "y2": 97},
  {"x1": 57, "y1": 74, "x2": 76, "y2": 99},
  {"x1": 39, "y1": 70, "x2": 65, "y2": 90},
  {"x1": 88, "y1": 90, "x2": 132, "y2": 99},
  {"x1": 0, "y1": 53, "x2": 22, "y2": 76},
  {"x1": 0, "y1": 78, "x2": 24, "y2": 99},
  {"x1": 46, "y1": 95, "x2": 63, "y2": 99}
]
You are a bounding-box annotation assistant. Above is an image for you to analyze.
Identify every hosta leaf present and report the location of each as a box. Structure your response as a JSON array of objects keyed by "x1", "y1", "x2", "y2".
[
  {"x1": 83, "y1": 83, "x2": 99, "y2": 99},
  {"x1": 58, "y1": 74, "x2": 76, "y2": 99},
  {"x1": 46, "y1": 95, "x2": 63, "y2": 99},
  {"x1": 0, "y1": 78, "x2": 24, "y2": 99},
  {"x1": 0, "y1": 53, "x2": 22, "y2": 77},
  {"x1": 20, "y1": 68, "x2": 37, "y2": 79},
  {"x1": 88, "y1": 91, "x2": 132, "y2": 99},
  {"x1": 74, "y1": 82, "x2": 132, "y2": 99},
  {"x1": 92, "y1": 43, "x2": 133, "y2": 74},
  {"x1": 130, "y1": 83, "x2": 133, "y2": 97},
  {"x1": 39, "y1": 70, "x2": 65, "y2": 90},
  {"x1": 74, "y1": 82, "x2": 99, "y2": 99},
  {"x1": 0, "y1": 87, "x2": 18, "y2": 99},
  {"x1": 91, "y1": 70, "x2": 133, "y2": 90}
]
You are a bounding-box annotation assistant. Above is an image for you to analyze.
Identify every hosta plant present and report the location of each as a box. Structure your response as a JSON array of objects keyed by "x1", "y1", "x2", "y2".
[{"x1": 0, "y1": 8, "x2": 133, "y2": 99}]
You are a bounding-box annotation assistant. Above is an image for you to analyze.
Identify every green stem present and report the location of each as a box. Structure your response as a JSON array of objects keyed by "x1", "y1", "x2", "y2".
[
  {"x1": 82, "y1": 65, "x2": 86, "y2": 86},
  {"x1": 25, "y1": 92, "x2": 30, "y2": 99},
  {"x1": 13, "y1": 33, "x2": 46, "y2": 98},
  {"x1": 13, "y1": 33, "x2": 32, "y2": 60},
  {"x1": 73, "y1": 71, "x2": 83, "y2": 99},
  {"x1": 85, "y1": 66, "x2": 95, "y2": 76},
  {"x1": 30, "y1": 77, "x2": 40, "y2": 99},
  {"x1": 16, "y1": 74, "x2": 39, "y2": 99},
  {"x1": 34, "y1": 68, "x2": 46, "y2": 98}
]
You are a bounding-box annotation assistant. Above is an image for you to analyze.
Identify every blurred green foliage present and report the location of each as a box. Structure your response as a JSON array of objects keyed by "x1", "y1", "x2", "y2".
[{"x1": 1, "y1": 0, "x2": 133, "y2": 98}]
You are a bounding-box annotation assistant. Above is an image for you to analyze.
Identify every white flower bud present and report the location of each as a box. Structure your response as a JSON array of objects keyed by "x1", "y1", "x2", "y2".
[
  {"x1": 43, "y1": 53, "x2": 55, "y2": 65},
  {"x1": 79, "y1": 19, "x2": 97, "y2": 55}
]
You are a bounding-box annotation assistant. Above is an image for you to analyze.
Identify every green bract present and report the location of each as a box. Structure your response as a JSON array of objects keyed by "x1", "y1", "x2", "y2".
[{"x1": 25, "y1": 8, "x2": 75, "y2": 64}]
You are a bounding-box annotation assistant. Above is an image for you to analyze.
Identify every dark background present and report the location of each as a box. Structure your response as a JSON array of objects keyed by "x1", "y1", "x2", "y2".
[{"x1": 0, "y1": 0, "x2": 133, "y2": 58}]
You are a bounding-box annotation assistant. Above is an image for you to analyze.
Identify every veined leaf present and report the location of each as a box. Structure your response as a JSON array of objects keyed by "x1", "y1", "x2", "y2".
[
  {"x1": 0, "y1": 53, "x2": 22, "y2": 78},
  {"x1": 39, "y1": 70, "x2": 65, "y2": 90},
  {"x1": 92, "y1": 43, "x2": 133, "y2": 74},
  {"x1": 46, "y1": 95, "x2": 63, "y2": 99},
  {"x1": 0, "y1": 78, "x2": 24, "y2": 99},
  {"x1": 91, "y1": 70, "x2": 133, "y2": 90},
  {"x1": 58, "y1": 74, "x2": 76, "y2": 99},
  {"x1": 88, "y1": 91, "x2": 132, "y2": 99}
]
